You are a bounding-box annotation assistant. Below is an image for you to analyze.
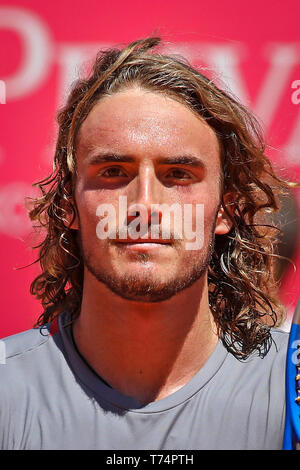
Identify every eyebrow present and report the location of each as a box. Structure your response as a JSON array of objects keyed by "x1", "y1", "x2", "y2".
[
  {"x1": 87, "y1": 152, "x2": 205, "y2": 168},
  {"x1": 156, "y1": 155, "x2": 205, "y2": 168},
  {"x1": 87, "y1": 153, "x2": 135, "y2": 165}
]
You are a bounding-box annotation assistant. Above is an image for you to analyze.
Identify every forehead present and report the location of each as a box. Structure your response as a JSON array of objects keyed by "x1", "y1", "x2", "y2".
[{"x1": 76, "y1": 87, "x2": 220, "y2": 162}]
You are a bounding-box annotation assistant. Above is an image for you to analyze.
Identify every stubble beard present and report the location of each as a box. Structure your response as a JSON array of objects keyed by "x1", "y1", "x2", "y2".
[{"x1": 78, "y1": 227, "x2": 216, "y2": 303}]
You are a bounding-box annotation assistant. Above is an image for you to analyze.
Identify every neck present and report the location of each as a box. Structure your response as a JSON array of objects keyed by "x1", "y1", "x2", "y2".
[{"x1": 72, "y1": 270, "x2": 218, "y2": 404}]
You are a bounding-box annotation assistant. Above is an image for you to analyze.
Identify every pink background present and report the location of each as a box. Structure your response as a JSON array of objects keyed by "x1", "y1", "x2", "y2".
[{"x1": 0, "y1": 0, "x2": 300, "y2": 337}]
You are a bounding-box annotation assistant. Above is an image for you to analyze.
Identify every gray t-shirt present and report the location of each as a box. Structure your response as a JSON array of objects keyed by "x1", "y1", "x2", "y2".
[{"x1": 0, "y1": 311, "x2": 288, "y2": 450}]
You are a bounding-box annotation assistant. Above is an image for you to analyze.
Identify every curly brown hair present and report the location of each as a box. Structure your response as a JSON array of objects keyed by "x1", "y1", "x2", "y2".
[{"x1": 28, "y1": 36, "x2": 298, "y2": 360}]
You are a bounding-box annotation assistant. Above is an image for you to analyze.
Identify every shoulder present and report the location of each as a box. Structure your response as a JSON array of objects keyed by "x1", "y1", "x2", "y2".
[
  {"x1": 0, "y1": 324, "x2": 52, "y2": 362},
  {"x1": 270, "y1": 326, "x2": 289, "y2": 369},
  {"x1": 0, "y1": 317, "x2": 66, "y2": 420},
  {"x1": 268, "y1": 327, "x2": 289, "y2": 365},
  {"x1": 221, "y1": 327, "x2": 289, "y2": 383},
  {"x1": 263, "y1": 327, "x2": 289, "y2": 378},
  {"x1": 270, "y1": 327, "x2": 289, "y2": 347},
  {"x1": 249, "y1": 327, "x2": 288, "y2": 366},
  {"x1": 0, "y1": 317, "x2": 61, "y2": 383},
  {"x1": 0, "y1": 318, "x2": 66, "y2": 449},
  {"x1": 220, "y1": 326, "x2": 289, "y2": 402},
  {"x1": 247, "y1": 327, "x2": 288, "y2": 362}
]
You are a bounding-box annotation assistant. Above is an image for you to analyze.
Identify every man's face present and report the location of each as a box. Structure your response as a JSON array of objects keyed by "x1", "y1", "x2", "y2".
[{"x1": 73, "y1": 87, "x2": 230, "y2": 302}]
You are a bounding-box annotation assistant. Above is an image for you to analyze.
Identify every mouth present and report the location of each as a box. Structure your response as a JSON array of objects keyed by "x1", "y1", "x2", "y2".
[
  {"x1": 116, "y1": 238, "x2": 172, "y2": 244},
  {"x1": 113, "y1": 238, "x2": 173, "y2": 251}
]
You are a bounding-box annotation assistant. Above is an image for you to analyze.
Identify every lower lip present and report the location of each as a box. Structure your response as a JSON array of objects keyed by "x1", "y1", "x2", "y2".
[{"x1": 115, "y1": 242, "x2": 171, "y2": 251}]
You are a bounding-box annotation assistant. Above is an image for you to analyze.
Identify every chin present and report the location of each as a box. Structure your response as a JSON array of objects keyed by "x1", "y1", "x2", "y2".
[{"x1": 86, "y1": 260, "x2": 207, "y2": 303}]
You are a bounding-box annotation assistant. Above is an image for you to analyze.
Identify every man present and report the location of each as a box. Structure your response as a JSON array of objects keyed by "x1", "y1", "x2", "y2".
[{"x1": 0, "y1": 37, "x2": 295, "y2": 450}]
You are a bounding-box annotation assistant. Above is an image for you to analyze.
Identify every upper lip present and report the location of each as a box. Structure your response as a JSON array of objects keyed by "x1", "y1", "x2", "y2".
[{"x1": 114, "y1": 238, "x2": 172, "y2": 244}]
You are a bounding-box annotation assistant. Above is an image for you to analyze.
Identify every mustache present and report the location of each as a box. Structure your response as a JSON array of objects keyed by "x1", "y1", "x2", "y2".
[{"x1": 107, "y1": 219, "x2": 184, "y2": 242}]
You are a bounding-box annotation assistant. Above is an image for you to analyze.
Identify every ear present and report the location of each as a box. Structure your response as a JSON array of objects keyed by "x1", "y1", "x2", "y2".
[
  {"x1": 64, "y1": 197, "x2": 79, "y2": 231},
  {"x1": 214, "y1": 192, "x2": 235, "y2": 235}
]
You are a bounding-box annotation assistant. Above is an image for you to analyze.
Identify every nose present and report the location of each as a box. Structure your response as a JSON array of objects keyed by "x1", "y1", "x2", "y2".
[
  {"x1": 126, "y1": 207, "x2": 162, "y2": 227},
  {"x1": 126, "y1": 163, "x2": 163, "y2": 230}
]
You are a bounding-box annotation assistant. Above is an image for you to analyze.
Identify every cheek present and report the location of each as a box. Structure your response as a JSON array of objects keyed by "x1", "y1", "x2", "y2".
[
  {"x1": 77, "y1": 195, "x2": 98, "y2": 225},
  {"x1": 75, "y1": 189, "x2": 106, "y2": 239},
  {"x1": 203, "y1": 202, "x2": 219, "y2": 228},
  {"x1": 180, "y1": 190, "x2": 220, "y2": 232},
  {"x1": 76, "y1": 189, "x2": 124, "y2": 245}
]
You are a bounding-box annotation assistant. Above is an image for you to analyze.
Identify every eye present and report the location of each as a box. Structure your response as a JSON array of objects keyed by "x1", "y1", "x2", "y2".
[
  {"x1": 165, "y1": 168, "x2": 193, "y2": 180},
  {"x1": 98, "y1": 166, "x2": 127, "y2": 178}
]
